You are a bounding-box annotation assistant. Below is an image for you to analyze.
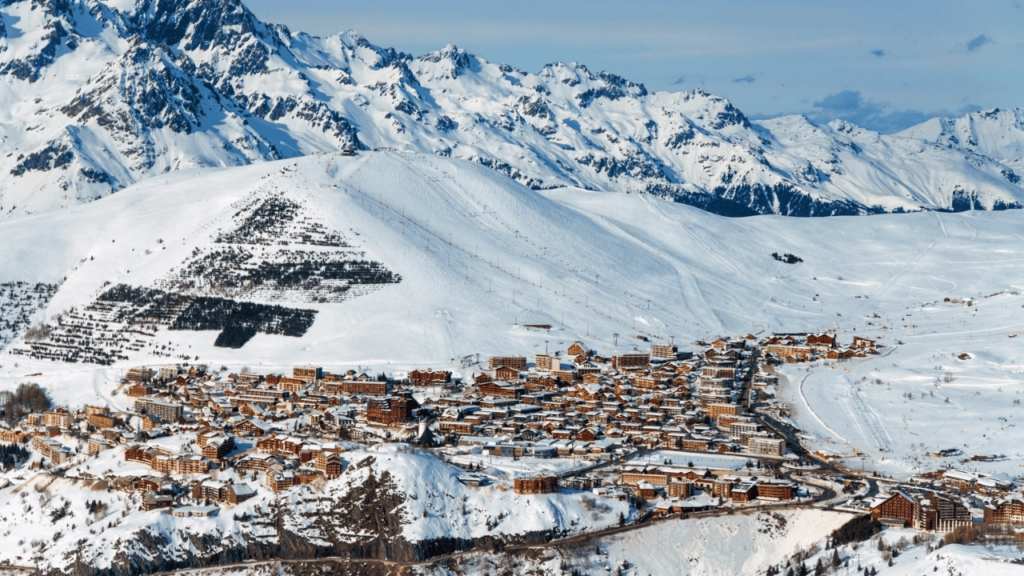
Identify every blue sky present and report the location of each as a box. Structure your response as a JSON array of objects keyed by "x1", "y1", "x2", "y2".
[{"x1": 245, "y1": 0, "x2": 1023, "y2": 133}]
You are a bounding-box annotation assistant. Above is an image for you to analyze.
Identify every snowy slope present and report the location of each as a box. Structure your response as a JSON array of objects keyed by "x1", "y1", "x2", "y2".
[
  {"x1": 0, "y1": 0, "x2": 1022, "y2": 217},
  {"x1": 416, "y1": 509, "x2": 856, "y2": 576},
  {"x1": 900, "y1": 108, "x2": 1024, "y2": 173},
  {"x1": 4, "y1": 151, "x2": 1024, "y2": 479},
  {"x1": 0, "y1": 443, "x2": 630, "y2": 574}
]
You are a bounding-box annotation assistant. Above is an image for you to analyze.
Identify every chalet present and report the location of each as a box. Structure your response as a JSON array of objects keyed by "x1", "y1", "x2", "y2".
[
  {"x1": 265, "y1": 470, "x2": 296, "y2": 492},
  {"x1": 201, "y1": 435, "x2": 236, "y2": 460},
  {"x1": 493, "y1": 366, "x2": 523, "y2": 382},
  {"x1": 478, "y1": 381, "x2": 524, "y2": 399},
  {"x1": 439, "y1": 420, "x2": 476, "y2": 435},
  {"x1": 852, "y1": 337, "x2": 877, "y2": 350},
  {"x1": 871, "y1": 492, "x2": 971, "y2": 532},
  {"x1": 31, "y1": 436, "x2": 70, "y2": 464},
  {"x1": 126, "y1": 367, "x2": 153, "y2": 383},
  {"x1": 293, "y1": 366, "x2": 322, "y2": 383},
  {"x1": 707, "y1": 403, "x2": 740, "y2": 421},
  {"x1": 127, "y1": 384, "x2": 152, "y2": 398},
  {"x1": 612, "y1": 353, "x2": 650, "y2": 371},
  {"x1": 731, "y1": 482, "x2": 756, "y2": 502},
  {"x1": 514, "y1": 476, "x2": 558, "y2": 495},
  {"x1": 44, "y1": 409, "x2": 73, "y2": 430},
  {"x1": 315, "y1": 452, "x2": 344, "y2": 478},
  {"x1": 748, "y1": 436, "x2": 786, "y2": 457},
  {"x1": 143, "y1": 492, "x2": 174, "y2": 511},
  {"x1": 409, "y1": 369, "x2": 451, "y2": 385},
  {"x1": 806, "y1": 333, "x2": 836, "y2": 348},
  {"x1": 942, "y1": 470, "x2": 977, "y2": 492},
  {"x1": 763, "y1": 345, "x2": 813, "y2": 361},
  {"x1": 328, "y1": 380, "x2": 388, "y2": 396},
  {"x1": 488, "y1": 356, "x2": 527, "y2": 371},
  {"x1": 826, "y1": 348, "x2": 856, "y2": 360},
  {"x1": 235, "y1": 417, "x2": 273, "y2": 437},
  {"x1": 985, "y1": 497, "x2": 1024, "y2": 525},
  {"x1": 535, "y1": 354, "x2": 558, "y2": 372},
  {"x1": 567, "y1": 342, "x2": 589, "y2": 357},
  {"x1": 705, "y1": 348, "x2": 739, "y2": 361},
  {"x1": 366, "y1": 394, "x2": 419, "y2": 426},
  {"x1": 277, "y1": 377, "x2": 306, "y2": 393},
  {"x1": 682, "y1": 438, "x2": 710, "y2": 452},
  {"x1": 171, "y1": 506, "x2": 219, "y2": 518},
  {"x1": 756, "y1": 481, "x2": 795, "y2": 501},
  {"x1": 0, "y1": 429, "x2": 26, "y2": 445},
  {"x1": 621, "y1": 466, "x2": 669, "y2": 487},
  {"x1": 651, "y1": 344, "x2": 678, "y2": 359},
  {"x1": 667, "y1": 480, "x2": 694, "y2": 499},
  {"x1": 636, "y1": 481, "x2": 658, "y2": 499}
]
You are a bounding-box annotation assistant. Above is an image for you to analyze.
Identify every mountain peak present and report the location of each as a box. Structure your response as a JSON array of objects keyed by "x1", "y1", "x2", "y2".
[{"x1": 0, "y1": 0, "x2": 1020, "y2": 219}]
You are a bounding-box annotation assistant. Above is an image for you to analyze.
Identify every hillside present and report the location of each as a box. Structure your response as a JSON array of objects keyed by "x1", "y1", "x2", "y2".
[
  {"x1": 0, "y1": 0, "x2": 1022, "y2": 217},
  {"x1": 0, "y1": 443, "x2": 631, "y2": 574},
  {"x1": 4, "y1": 151, "x2": 1024, "y2": 479}
]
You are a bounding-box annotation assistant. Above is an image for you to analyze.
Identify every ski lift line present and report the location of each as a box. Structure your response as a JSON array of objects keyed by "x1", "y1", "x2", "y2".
[{"x1": 335, "y1": 172, "x2": 670, "y2": 335}]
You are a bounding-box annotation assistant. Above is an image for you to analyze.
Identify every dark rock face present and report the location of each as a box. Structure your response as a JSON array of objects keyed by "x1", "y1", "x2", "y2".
[
  {"x1": 0, "y1": 18, "x2": 70, "y2": 81},
  {"x1": 11, "y1": 141, "x2": 74, "y2": 176}
]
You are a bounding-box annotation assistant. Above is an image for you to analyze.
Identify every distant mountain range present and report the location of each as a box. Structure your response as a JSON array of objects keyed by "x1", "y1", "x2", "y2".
[{"x1": 0, "y1": 0, "x2": 1023, "y2": 218}]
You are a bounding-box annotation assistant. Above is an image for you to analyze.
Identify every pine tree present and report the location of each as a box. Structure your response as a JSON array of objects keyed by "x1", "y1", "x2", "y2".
[{"x1": 831, "y1": 549, "x2": 840, "y2": 568}]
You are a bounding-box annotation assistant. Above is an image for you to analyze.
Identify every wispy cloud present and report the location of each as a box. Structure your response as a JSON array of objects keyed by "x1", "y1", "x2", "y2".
[
  {"x1": 777, "y1": 89, "x2": 985, "y2": 133},
  {"x1": 814, "y1": 90, "x2": 865, "y2": 112},
  {"x1": 732, "y1": 74, "x2": 756, "y2": 84},
  {"x1": 967, "y1": 34, "x2": 992, "y2": 52},
  {"x1": 870, "y1": 49, "x2": 887, "y2": 57}
]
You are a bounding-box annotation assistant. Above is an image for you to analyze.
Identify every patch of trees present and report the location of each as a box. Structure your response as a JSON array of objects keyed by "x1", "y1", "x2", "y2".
[
  {"x1": 170, "y1": 297, "x2": 316, "y2": 349},
  {"x1": 0, "y1": 443, "x2": 29, "y2": 470},
  {"x1": 254, "y1": 258, "x2": 401, "y2": 288},
  {"x1": 0, "y1": 282, "x2": 59, "y2": 348},
  {"x1": 97, "y1": 285, "x2": 192, "y2": 324},
  {"x1": 772, "y1": 252, "x2": 803, "y2": 264},
  {"x1": 169, "y1": 248, "x2": 400, "y2": 301},
  {"x1": 0, "y1": 382, "x2": 52, "y2": 425},
  {"x1": 215, "y1": 193, "x2": 352, "y2": 247},
  {"x1": 216, "y1": 194, "x2": 302, "y2": 245},
  {"x1": 828, "y1": 514, "x2": 881, "y2": 547}
]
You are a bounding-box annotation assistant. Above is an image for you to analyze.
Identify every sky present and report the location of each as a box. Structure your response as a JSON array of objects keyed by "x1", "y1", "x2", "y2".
[{"x1": 245, "y1": 0, "x2": 1024, "y2": 133}]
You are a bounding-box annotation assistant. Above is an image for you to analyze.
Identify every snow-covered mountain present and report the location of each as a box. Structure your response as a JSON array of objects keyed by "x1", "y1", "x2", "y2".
[{"x1": 0, "y1": 0, "x2": 1022, "y2": 218}]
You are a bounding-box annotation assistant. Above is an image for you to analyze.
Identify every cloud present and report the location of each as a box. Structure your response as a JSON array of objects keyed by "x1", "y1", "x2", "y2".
[
  {"x1": 732, "y1": 74, "x2": 756, "y2": 84},
  {"x1": 809, "y1": 90, "x2": 929, "y2": 132},
  {"x1": 967, "y1": 34, "x2": 992, "y2": 52},
  {"x1": 759, "y1": 89, "x2": 979, "y2": 133},
  {"x1": 870, "y1": 49, "x2": 886, "y2": 57},
  {"x1": 813, "y1": 90, "x2": 865, "y2": 112},
  {"x1": 671, "y1": 75, "x2": 686, "y2": 86}
]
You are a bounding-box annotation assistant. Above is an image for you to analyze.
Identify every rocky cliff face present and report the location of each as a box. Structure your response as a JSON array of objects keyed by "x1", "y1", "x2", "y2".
[{"x1": 0, "y1": 0, "x2": 1021, "y2": 217}]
